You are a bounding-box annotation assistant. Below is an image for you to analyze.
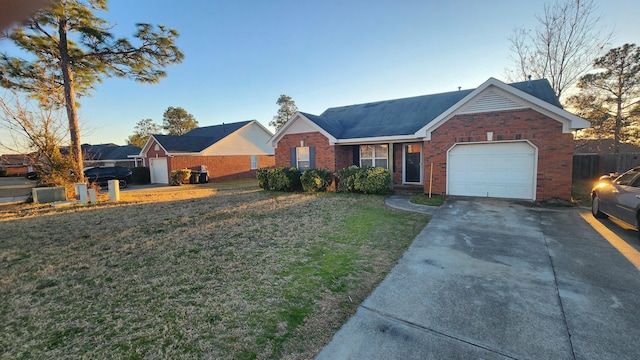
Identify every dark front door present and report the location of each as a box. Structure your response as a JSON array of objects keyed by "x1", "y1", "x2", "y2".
[{"x1": 404, "y1": 144, "x2": 421, "y2": 183}]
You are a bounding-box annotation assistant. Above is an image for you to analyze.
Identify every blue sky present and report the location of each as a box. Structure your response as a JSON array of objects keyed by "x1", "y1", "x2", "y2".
[{"x1": 4, "y1": 0, "x2": 640, "y2": 146}]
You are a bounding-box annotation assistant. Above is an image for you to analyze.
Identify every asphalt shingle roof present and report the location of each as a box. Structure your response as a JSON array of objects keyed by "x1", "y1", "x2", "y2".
[
  {"x1": 155, "y1": 121, "x2": 252, "y2": 152},
  {"x1": 301, "y1": 79, "x2": 561, "y2": 139},
  {"x1": 81, "y1": 144, "x2": 141, "y2": 160}
]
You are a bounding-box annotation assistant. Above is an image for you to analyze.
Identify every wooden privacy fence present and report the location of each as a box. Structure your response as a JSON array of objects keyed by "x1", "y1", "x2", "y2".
[{"x1": 573, "y1": 153, "x2": 640, "y2": 179}]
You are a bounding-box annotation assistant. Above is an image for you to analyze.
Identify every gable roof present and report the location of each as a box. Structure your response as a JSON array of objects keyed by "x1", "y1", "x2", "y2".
[
  {"x1": 145, "y1": 120, "x2": 269, "y2": 154},
  {"x1": 82, "y1": 144, "x2": 141, "y2": 160},
  {"x1": 271, "y1": 77, "x2": 587, "y2": 145},
  {"x1": 318, "y1": 89, "x2": 475, "y2": 138}
]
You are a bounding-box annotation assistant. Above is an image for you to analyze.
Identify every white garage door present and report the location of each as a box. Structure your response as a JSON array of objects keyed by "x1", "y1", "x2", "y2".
[
  {"x1": 447, "y1": 142, "x2": 536, "y2": 200},
  {"x1": 149, "y1": 157, "x2": 169, "y2": 184}
]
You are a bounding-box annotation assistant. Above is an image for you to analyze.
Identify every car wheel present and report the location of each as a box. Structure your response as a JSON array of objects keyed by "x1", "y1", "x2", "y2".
[
  {"x1": 119, "y1": 179, "x2": 128, "y2": 188},
  {"x1": 591, "y1": 194, "x2": 608, "y2": 219}
]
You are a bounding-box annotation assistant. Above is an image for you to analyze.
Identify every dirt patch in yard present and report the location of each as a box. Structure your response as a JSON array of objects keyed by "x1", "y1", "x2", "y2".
[{"x1": 0, "y1": 180, "x2": 429, "y2": 359}]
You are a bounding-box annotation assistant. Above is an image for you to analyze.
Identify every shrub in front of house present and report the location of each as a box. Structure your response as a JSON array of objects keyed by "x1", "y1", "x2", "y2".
[
  {"x1": 300, "y1": 168, "x2": 332, "y2": 193},
  {"x1": 131, "y1": 166, "x2": 150, "y2": 184},
  {"x1": 269, "y1": 167, "x2": 301, "y2": 191},
  {"x1": 257, "y1": 167, "x2": 301, "y2": 191},
  {"x1": 334, "y1": 165, "x2": 359, "y2": 192},
  {"x1": 335, "y1": 166, "x2": 391, "y2": 194},
  {"x1": 170, "y1": 169, "x2": 191, "y2": 186},
  {"x1": 256, "y1": 168, "x2": 269, "y2": 189}
]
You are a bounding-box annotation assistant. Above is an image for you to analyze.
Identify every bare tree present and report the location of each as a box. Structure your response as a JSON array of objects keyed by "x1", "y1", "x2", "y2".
[
  {"x1": 506, "y1": 0, "x2": 611, "y2": 100},
  {"x1": 0, "y1": 92, "x2": 74, "y2": 187}
]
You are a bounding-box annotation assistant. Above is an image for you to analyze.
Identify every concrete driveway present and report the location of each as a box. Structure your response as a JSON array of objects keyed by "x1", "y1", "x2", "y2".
[{"x1": 317, "y1": 198, "x2": 640, "y2": 360}]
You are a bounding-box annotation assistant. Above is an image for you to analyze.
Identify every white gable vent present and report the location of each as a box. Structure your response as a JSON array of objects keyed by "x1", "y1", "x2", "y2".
[{"x1": 460, "y1": 89, "x2": 524, "y2": 114}]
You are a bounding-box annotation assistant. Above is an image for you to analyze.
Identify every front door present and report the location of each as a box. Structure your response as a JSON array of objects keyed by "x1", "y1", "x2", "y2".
[{"x1": 404, "y1": 144, "x2": 422, "y2": 183}]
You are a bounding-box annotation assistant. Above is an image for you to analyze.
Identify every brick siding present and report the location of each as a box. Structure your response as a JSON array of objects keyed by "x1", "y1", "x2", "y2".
[
  {"x1": 424, "y1": 109, "x2": 574, "y2": 201},
  {"x1": 167, "y1": 155, "x2": 275, "y2": 181},
  {"x1": 275, "y1": 132, "x2": 337, "y2": 169},
  {"x1": 275, "y1": 109, "x2": 574, "y2": 201}
]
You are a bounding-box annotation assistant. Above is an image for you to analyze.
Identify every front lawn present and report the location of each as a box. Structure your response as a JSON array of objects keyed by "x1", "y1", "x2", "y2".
[{"x1": 0, "y1": 180, "x2": 429, "y2": 359}]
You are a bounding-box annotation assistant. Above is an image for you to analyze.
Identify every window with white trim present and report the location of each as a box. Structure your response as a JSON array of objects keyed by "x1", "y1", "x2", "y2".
[
  {"x1": 250, "y1": 155, "x2": 258, "y2": 170},
  {"x1": 360, "y1": 144, "x2": 388, "y2": 169},
  {"x1": 296, "y1": 147, "x2": 310, "y2": 171}
]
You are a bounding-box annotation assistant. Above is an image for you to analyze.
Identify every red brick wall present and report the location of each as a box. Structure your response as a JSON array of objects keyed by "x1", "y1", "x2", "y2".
[
  {"x1": 145, "y1": 139, "x2": 167, "y2": 158},
  {"x1": 392, "y1": 144, "x2": 402, "y2": 184},
  {"x1": 423, "y1": 109, "x2": 574, "y2": 201},
  {"x1": 276, "y1": 132, "x2": 338, "y2": 170},
  {"x1": 167, "y1": 155, "x2": 274, "y2": 181}
]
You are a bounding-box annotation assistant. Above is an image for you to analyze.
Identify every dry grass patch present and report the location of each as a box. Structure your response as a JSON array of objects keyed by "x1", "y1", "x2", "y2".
[{"x1": 0, "y1": 180, "x2": 429, "y2": 359}]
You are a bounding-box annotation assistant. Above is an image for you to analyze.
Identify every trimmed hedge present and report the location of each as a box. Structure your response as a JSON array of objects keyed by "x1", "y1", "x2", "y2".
[
  {"x1": 131, "y1": 166, "x2": 150, "y2": 184},
  {"x1": 258, "y1": 166, "x2": 390, "y2": 194},
  {"x1": 256, "y1": 167, "x2": 301, "y2": 191},
  {"x1": 170, "y1": 169, "x2": 191, "y2": 186},
  {"x1": 300, "y1": 168, "x2": 332, "y2": 193},
  {"x1": 335, "y1": 166, "x2": 391, "y2": 194}
]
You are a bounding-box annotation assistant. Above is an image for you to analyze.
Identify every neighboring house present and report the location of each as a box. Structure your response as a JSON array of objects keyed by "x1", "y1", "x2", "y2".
[
  {"x1": 270, "y1": 77, "x2": 589, "y2": 201},
  {"x1": 81, "y1": 144, "x2": 142, "y2": 168},
  {"x1": 139, "y1": 120, "x2": 275, "y2": 184},
  {"x1": 0, "y1": 154, "x2": 33, "y2": 175},
  {"x1": 1, "y1": 144, "x2": 140, "y2": 176}
]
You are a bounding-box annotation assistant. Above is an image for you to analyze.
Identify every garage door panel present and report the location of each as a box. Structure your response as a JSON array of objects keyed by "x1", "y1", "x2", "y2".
[
  {"x1": 149, "y1": 157, "x2": 169, "y2": 184},
  {"x1": 448, "y1": 142, "x2": 536, "y2": 200}
]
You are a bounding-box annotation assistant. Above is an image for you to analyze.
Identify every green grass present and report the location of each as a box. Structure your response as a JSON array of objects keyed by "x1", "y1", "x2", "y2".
[
  {"x1": 572, "y1": 178, "x2": 597, "y2": 207},
  {"x1": 410, "y1": 193, "x2": 445, "y2": 206},
  {"x1": 0, "y1": 181, "x2": 429, "y2": 359}
]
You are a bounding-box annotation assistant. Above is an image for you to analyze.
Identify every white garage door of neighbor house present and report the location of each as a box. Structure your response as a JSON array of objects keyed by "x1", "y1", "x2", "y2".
[
  {"x1": 149, "y1": 157, "x2": 169, "y2": 184},
  {"x1": 447, "y1": 142, "x2": 536, "y2": 200}
]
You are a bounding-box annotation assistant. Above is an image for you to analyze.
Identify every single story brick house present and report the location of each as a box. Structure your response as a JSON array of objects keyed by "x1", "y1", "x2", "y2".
[
  {"x1": 0, "y1": 154, "x2": 33, "y2": 176},
  {"x1": 81, "y1": 143, "x2": 142, "y2": 168},
  {"x1": 140, "y1": 120, "x2": 275, "y2": 184},
  {"x1": 269, "y1": 78, "x2": 590, "y2": 201}
]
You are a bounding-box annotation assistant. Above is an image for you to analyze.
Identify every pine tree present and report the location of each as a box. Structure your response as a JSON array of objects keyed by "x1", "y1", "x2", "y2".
[{"x1": 0, "y1": 0, "x2": 183, "y2": 181}]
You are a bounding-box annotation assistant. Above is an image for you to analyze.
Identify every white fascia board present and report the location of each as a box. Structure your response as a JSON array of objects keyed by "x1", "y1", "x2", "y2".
[
  {"x1": 166, "y1": 152, "x2": 202, "y2": 157},
  {"x1": 269, "y1": 112, "x2": 337, "y2": 147},
  {"x1": 141, "y1": 135, "x2": 169, "y2": 156},
  {"x1": 415, "y1": 77, "x2": 590, "y2": 140},
  {"x1": 334, "y1": 134, "x2": 422, "y2": 145}
]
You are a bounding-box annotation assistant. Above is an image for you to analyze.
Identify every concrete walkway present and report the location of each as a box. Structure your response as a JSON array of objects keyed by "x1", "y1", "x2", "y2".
[{"x1": 317, "y1": 197, "x2": 640, "y2": 359}]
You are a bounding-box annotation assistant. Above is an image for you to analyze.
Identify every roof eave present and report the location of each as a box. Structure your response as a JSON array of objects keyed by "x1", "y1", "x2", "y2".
[
  {"x1": 334, "y1": 134, "x2": 423, "y2": 145},
  {"x1": 269, "y1": 112, "x2": 338, "y2": 147}
]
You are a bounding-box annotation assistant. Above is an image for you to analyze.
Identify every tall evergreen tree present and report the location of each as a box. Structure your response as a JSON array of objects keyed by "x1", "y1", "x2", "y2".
[
  {"x1": 162, "y1": 106, "x2": 198, "y2": 135},
  {"x1": 572, "y1": 43, "x2": 640, "y2": 170},
  {"x1": 0, "y1": 0, "x2": 184, "y2": 182},
  {"x1": 270, "y1": 94, "x2": 297, "y2": 131},
  {"x1": 126, "y1": 118, "x2": 162, "y2": 147}
]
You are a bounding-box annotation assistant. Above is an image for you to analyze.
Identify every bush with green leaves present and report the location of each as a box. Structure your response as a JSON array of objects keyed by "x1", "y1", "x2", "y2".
[
  {"x1": 256, "y1": 168, "x2": 269, "y2": 189},
  {"x1": 170, "y1": 169, "x2": 191, "y2": 186},
  {"x1": 300, "y1": 168, "x2": 332, "y2": 193},
  {"x1": 335, "y1": 166, "x2": 391, "y2": 194},
  {"x1": 354, "y1": 166, "x2": 391, "y2": 194},
  {"x1": 269, "y1": 167, "x2": 301, "y2": 191},
  {"x1": 334, "y1": 166, "x2": 359, "y2": 192},
  {"x1": 257, "y1": 167, "x2": 301, "y2": 191},
  {"x1": 131, "y1": 166, "x2": 150, "y2": 184}
]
